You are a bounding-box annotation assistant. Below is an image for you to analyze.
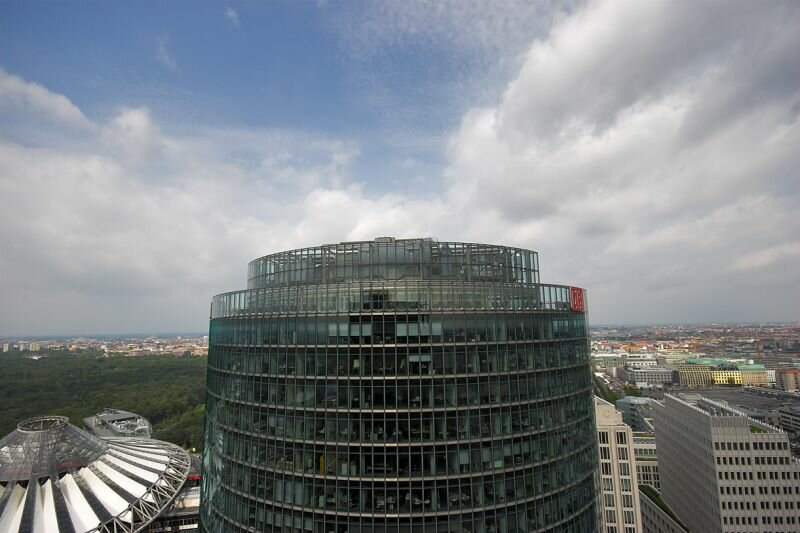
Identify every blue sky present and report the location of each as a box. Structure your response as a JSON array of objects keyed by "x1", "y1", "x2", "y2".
[
  {"x1": 3, "y1": 3, "x2": 345, "y2": 124},
  {"x1": 1, "y1": 1, "x2": 799, "y2": 334},
  {"x1": 0, "y1": 1, "x2": 504, "y2": 187}
]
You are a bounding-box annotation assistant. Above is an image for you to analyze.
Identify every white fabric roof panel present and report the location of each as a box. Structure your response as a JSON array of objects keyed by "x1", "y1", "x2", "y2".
[
  {"x1": 36, "y1": 480, "x2": 59, "y2": 533},
  {"x1": 109, "y1": 448, "x2": 167, "y2": 473},
  {"x1": 80, "y1": 466, "x2": 129, "y2": 517},
  {"x1": 95, "y1": 461, "x2": 148, "y2": 500},
  {"x1": 59, "y1": 473, "x2": 100, "y2": 532},
  {"x1": 112, "y1": 443, "x2": 169, "y2": 463},
  {"x1": 0, "y1": 484, "x2": 26, "y2": 533},
  {"x1": 104, "y1": 453, "x2": 160, "y2": 483}
]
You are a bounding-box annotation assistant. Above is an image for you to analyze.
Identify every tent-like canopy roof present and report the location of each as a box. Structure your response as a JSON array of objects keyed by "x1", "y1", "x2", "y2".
[{"x1": 0, "y1": 416, "x2": 191, "y2": 533}]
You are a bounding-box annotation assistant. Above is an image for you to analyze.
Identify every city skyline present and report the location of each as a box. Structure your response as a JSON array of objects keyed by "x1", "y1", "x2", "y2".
[{"x1": 1, "y1": 0, "x2": 799, "y2": 335}]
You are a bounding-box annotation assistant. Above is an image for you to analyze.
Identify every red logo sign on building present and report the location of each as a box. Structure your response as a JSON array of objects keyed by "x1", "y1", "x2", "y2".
[{"x1": 570, "y1": 287, "x2": 585, "y2": 312}]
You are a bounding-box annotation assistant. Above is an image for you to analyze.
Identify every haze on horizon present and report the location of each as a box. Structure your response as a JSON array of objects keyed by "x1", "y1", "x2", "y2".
[{"x1": 1, "y1": 0, "x2": 798, "y2": 336}]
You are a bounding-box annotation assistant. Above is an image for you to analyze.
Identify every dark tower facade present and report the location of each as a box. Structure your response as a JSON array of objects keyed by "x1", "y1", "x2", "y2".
[{"x1": 200, "y1": 238, "x2": 597, "y2": 533}]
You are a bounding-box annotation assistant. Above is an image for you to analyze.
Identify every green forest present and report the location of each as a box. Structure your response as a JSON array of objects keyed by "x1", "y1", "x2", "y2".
[{"x1": 0, "y1": 349, "x2": 207, "y2": 450}]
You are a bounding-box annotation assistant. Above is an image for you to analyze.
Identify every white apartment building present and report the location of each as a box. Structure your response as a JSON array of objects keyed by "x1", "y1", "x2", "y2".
[
  {"x1": 626, "y1": 358, "x2": 659, "y2": 369},
  {"x1": 654, "y1": 394, "x2": 800, "y2": 533},
  {"x1": 767, "y1": 369, "x2": 777, "y2": 387},
  {"x1": 595, "y1": 397, "x2": 643, "y2": 533},
  {"x1": 625, "y1": 367, "x2": 676, "y2": 388}
]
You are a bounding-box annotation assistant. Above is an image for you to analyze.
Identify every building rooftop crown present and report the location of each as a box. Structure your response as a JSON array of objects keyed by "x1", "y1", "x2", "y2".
[{"x1": 246, "y1": 239, "x2": 541, "y2": 288}]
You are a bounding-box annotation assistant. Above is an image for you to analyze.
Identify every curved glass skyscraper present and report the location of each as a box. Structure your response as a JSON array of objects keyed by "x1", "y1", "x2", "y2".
[{"x1": 201, "y1": 238, "x2": 597, "y2": 533}]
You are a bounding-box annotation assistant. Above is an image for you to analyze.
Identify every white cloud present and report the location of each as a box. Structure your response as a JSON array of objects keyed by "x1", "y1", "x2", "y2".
[
  {"x1": 0, "y1": 72, "x2": 365, "y2": 334},
  {"x1": 156, "y1": 34, "x2": 178, "y2": 72},
  {"x1": 103, "y1": 107, "x2": 164, "y2": 163},
  {"x1": 495, "y1": 1, "x2": 800, "y2": 146},
  {"x1": 0, "y1": 66, "x2": 94, "y2": 129},
  {"x1": 2, "y1": 0, "x2": 800, "y2": 332},
  {"x1": 225, "y1": 7, "x2": 240, "y2": 27},
  {"x1": 439, "y1": 0, "x2": 800, "y2": 322},
  {"x1": 730, "y1": 242, "x2": 800, "y2": 273}
]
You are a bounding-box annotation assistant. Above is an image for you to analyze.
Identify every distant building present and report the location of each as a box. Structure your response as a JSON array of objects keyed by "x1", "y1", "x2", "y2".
[
  {"x1": 738, "y1": 364, "x2": 768, "y2": 387},
  {"x1": 778, "y1": 405, "x2": 800, "y2": 439},
  {"x1": 708, "y1": 364, "x2": 769, "y2": 387},
  {"x1": 776, "y1": 368, "x2": 800, "y2": 392},
  {"x1": 678, "y1": 358, "x2": 768, "y2": 389},
  {"x1": 595, "y1": 397, "x2": 642, "y2": 533},
  {"x1": 2, "y1": 343, "x2": 9, "y2": 353},
  {"x1": 711, "y1": 368, "x2": 742, "y2": 385},
  {"x1": 626, "y1": 358, "x2": 659, "y2": 369},
  {"x1": 676, "y1": 363, "x2": 712, "y2": 388},
  {"x1": 623, "y1": 367, "x2": 676, "y2": 389},
  {"x1": 593, "y1": 354, "x2": 626, "y2": 371},
  {"x1": 616, "y1": 397, "x2": 657, "y2": 432},
  {"x1": 84, "y1": 408, "x2": 152, "y2": 438},
  {"x1": 655, "y1": 393, "x2": 800, "y2": 532},
  {"x1": 655, "y1": 352, "x2": 689, "y2": 365},
  {"x1": 766, "y1": 368, "x2": 777, "y2": 387}
]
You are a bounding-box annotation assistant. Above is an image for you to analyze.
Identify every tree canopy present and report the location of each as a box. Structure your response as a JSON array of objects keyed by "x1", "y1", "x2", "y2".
[{"x1": 0, "y1": 349, "x2": 207, "y2": 450}]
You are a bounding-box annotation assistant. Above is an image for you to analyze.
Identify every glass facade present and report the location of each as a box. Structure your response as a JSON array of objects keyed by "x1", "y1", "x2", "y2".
[{"x1": 201, "y1": 238, "x2": 598, "y2": 533}]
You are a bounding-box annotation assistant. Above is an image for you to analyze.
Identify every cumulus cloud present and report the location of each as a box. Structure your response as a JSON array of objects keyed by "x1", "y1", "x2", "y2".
[
  {"x1": 103, "y1": 107, "x2": 164, "y2": 163},
  {"x1": 442, "y1": 0, "x2": 800, "y2": 323},
  {"x1": 496, "y1": 1, "x2": 800, "y2": 145},
  {"x1": 0, "y1": 66, "x2": 94, "y2": 129},
  {"x1": 0, "y1": 73, "x2": 362, "y2": 334}
]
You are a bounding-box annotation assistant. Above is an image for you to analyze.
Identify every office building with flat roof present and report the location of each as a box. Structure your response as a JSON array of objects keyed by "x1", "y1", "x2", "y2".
[
  {"x1": 615, "y1": 397, "x2": 656, "y2": 433},
  {"x1": 200, "y1": 238, "x2": 598, "y2": 533},
  {"x1": 654, "y1": 394, "x2": 800, "y2": 533},
  {"x1": 622, "y1": 368, "x2": 676, "y2": 389},
  {"x1": 595, "y1": 398, "x2": 642, "y2": 533}
]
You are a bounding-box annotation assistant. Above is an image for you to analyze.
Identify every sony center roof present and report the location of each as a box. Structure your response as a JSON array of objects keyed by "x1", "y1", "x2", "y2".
[{"x1": 0, "y1": 415, "x2": 190, "y2": 533}]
